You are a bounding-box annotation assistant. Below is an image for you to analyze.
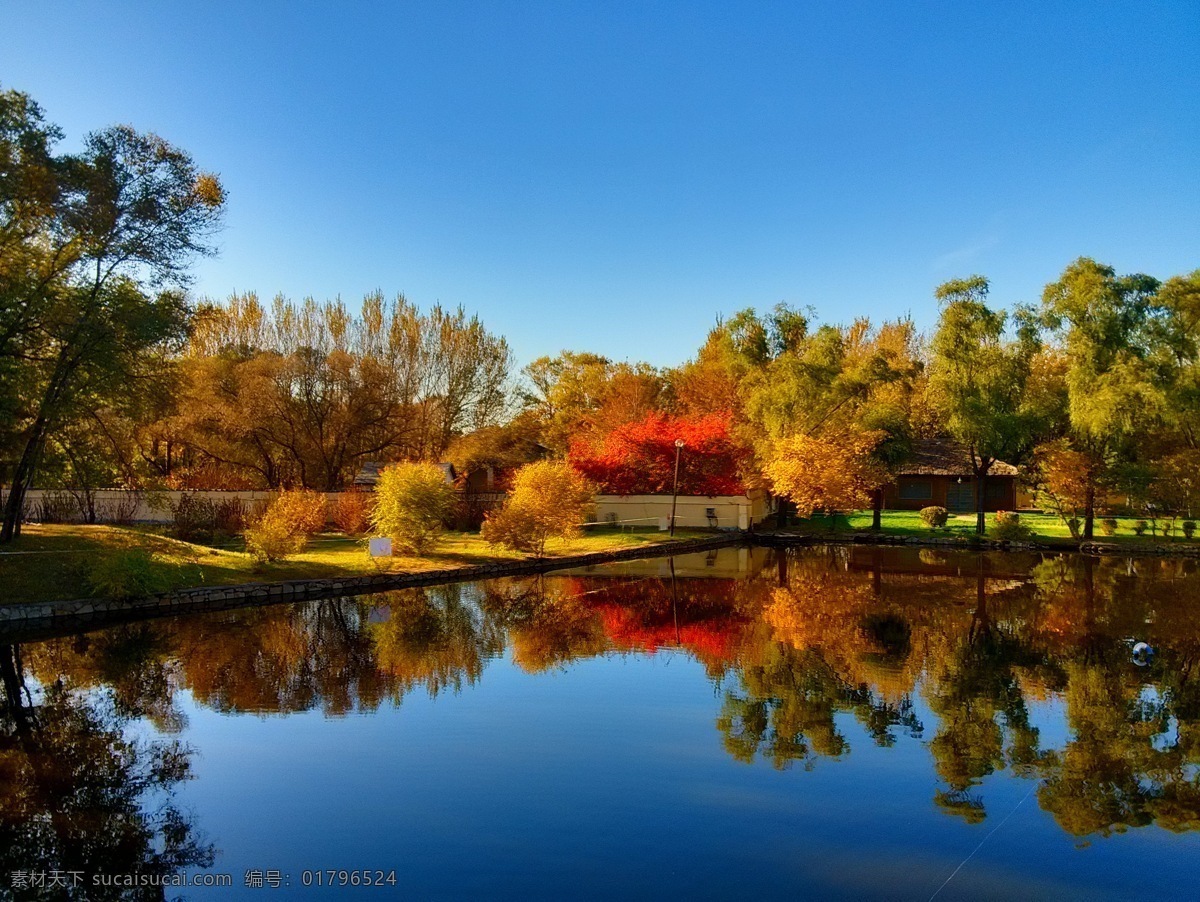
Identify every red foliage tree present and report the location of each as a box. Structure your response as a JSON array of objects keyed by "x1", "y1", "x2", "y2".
[{"x1": 569, "y1": 412, "x2": 747, "y2": 495}]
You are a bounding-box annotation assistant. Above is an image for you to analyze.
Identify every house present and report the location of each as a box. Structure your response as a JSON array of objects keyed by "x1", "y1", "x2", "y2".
[{"x1": 882, "y1": 440, "x2": 1019, "y2": 513}]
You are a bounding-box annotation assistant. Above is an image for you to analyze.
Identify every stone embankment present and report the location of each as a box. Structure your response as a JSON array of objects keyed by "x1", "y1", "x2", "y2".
[{"x1": 0, "y1": 533, "x2": 742, "y2": 628}]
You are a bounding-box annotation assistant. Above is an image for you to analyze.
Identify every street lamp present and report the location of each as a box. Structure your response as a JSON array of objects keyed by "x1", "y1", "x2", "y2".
[{"x1": 670, "y1": 439, "x2": 684, "y2": 536}]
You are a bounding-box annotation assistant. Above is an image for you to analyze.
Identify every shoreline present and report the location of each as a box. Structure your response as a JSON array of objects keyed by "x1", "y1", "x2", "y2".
[
  {"x1": 5, "y1": 526, "x2": 1199, "y2": 636},
  {"x1": 755, "y1": 529, "x2": 1200, "y2": 557},
  {"x1": 0, "y1": 533, "x2": 742, "y2": 631}
]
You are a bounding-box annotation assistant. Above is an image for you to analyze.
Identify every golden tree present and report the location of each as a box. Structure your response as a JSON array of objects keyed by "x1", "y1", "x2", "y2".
[
  {"x1": 482, "y1": 461, "x2": 594, "y2": 557},
  {"x1": 370, "y1": 462, "x2": 457, "y2": 553},
  {"x1": 764, "y1": 429, "x2": 887, "y2": 518}
]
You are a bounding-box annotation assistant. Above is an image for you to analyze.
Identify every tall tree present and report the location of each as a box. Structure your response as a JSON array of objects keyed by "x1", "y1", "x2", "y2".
[
  {"x1": 1, "y1": 86, "x2": 224, "y2": 541},
  {"x1": 1040, "y1": 258, "x2": 1165, "y2": 537},
  {"x1": 172, "y1": 293, "x2": 511, "y2": 489},
  {"x1": 928, "y1": 276, "x2": 1043, "y2": 535}
]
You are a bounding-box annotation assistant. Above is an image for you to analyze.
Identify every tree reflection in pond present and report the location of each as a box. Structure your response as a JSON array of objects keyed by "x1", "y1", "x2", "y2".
[
  {"x1": 6, "y1": 545, "x2": 1200, "y2": 850},
  {"x1": 369, "y1": 585, "x2": 505, "y2": 695},
  {"x1": 0, "y1": 643, "x2": 214, "y2": 896}
]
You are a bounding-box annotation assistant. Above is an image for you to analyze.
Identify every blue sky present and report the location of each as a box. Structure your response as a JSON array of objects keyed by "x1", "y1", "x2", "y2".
[{"x1": 4, "y1": 2, "x2": 1197, "y2": 369}]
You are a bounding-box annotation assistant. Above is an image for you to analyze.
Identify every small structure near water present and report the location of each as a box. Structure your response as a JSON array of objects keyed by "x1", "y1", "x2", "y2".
[{"x1": 883, "y1": 440, "x2": 1018, "y2": 514}]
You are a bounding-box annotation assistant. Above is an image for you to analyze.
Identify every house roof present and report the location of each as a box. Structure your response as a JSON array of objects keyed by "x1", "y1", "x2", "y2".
[
  {"x1": 899, "y1": 439, "x2": 1019, "y2": 478},
  {"x1": 352, "y1": 461, "x2": 457, "y2": 487}
]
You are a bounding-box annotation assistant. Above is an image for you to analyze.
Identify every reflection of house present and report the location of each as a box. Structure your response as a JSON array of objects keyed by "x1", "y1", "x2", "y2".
[
  {"x1": 557, "y1": 545, "x2": 770, "y2": 579},
  {"x1": 883, "y1": 441, "x2": 1018, "y2": 513}
]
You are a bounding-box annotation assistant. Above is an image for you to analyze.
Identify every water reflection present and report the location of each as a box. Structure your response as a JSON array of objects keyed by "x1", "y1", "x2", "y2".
[
  {"x1": 0, "y1": 644, "x2": 213, "y2": 894},
  {"x1": 5, "y1": 544, "x2": 1200, "y2": 861}
]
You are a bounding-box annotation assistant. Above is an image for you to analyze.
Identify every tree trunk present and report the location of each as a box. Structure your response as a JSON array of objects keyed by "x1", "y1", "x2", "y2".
[
  {"x1": 1, "y1": 338, "x2": 84, "y2": 542},
  {"x1": 975, "y1": 467, "x2": 988, "y2": 536},
  {"x1": 0, "y1": 412, "x2": 49, "y2": 542},
  {"x1": 1084, "y1": 482, "x2": 1095, "y2": 540},
  {"x1": 871, "y1": 489, "x2": 883, "y2": 531}
]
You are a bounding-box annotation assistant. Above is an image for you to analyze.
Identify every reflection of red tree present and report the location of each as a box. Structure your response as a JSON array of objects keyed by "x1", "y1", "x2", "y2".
[
  {"x1": 594, "y1": 604, "x2": 744, "y2": 661},
  {"x1": 565, "y1": 575, "x2": 754, "y2": 673}
]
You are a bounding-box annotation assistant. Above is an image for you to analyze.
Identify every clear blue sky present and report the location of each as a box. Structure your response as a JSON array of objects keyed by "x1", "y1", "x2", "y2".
[{"x1": 4, "y1": 1, "x2": 1197, "y2": 370}]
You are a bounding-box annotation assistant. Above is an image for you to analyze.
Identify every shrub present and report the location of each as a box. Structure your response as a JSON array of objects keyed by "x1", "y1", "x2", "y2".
[
  {"x1": 919, "y1": 506, "x2": 949, "y2": 529},
  {"x1": 1100, "y1": 518, "x2": 1118, "y2": 537},
  {"x1": 268, "y1": 489, "x2": 327, "y2": 536},
  {"x1": 36, "y1": 491, "x2": 79, "y2": 524},
  {"x1": 482, "y1": 461, "x2": 595, "y2": 557},
  {"x1": 990, "y1": 510, "x2": 1031, "y2": 542},
  {"x1": 171, "y1": 493, "x2": 218, "y2": 542},
  {"x1": 213, "y1": 497, "x2": 247, "y2": 534},
  {"x1": 370, "y1": 462, "x2": 457, "y2": 553},
  {"x1": 1184, "y1": 521, "x2": 1197, "y2": 540},
  {"x1": 88, "y1": 549, "x2": 176, "y2": 600},
  {"x1": 333, "y1": 488, "x2": 374, "y2": 536},
  {"x1": 96, "y1": 490, "x2": 142, "y2": 525},
  {"x1": 1133, "y1": 519, "x2": 1148, "y2": 536},
  {"x1": 244, "y1": 511, "x2": 307, "y2": 563},
  {"x1": 241, "y1": 490, "x2": 326, "y2": 563}
]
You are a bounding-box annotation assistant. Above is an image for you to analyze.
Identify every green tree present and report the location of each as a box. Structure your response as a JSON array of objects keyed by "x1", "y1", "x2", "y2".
[
  {"x1": 1040, "y1": 258, "x2": 1165, "y2": 538},
  {"x1": 1, "y1": 87, "x2": 224, "y2": 541},
  {"x1": 370, "y1": 461, "x2": 457, "y2": 553},
  {"x1": 928, "y1": 276, "x2": 1043, "y2": 535}
]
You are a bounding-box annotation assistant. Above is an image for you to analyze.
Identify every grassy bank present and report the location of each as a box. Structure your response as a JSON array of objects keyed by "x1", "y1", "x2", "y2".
[
  {"x1": 0, "y1": 523, "x2": 712, "y2": 605},
  {"x1": 788, "y1": 509, "x2": 1198, "y2": 546}
]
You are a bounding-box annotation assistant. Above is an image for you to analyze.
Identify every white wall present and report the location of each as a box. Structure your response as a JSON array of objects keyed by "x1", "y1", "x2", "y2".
[
  {"x1": 592, "y1": 494, "x2": 769, "y2": 530},
  {"x1": 19, "y1": 488, "x2": 773, "y2": 531},
  {"x1": 20, "y1": 489, "x2": 334, "y2": 524}
]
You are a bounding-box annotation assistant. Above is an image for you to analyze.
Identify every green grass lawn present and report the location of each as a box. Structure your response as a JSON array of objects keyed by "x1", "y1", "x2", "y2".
[
  {"x1": 0, "y1": 523, "x2": 714, "y2": 605},
  {"x1": 789, "y1": 509, "x2": 1197, "y2": 545}
]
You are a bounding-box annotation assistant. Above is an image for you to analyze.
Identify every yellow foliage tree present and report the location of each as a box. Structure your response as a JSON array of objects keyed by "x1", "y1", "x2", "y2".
[
  {"x1": 764, "y1": 429, "x2": 887, "y2": 518},
  {"x1": 243, "y1": 489, "x2": 328, "y2": 562},
  {"x1": 370, "y1": 462, "x2": 457, "y2": 553},
  {"x1": 482, "y1": 461, "x2": 595, "y2": 557}
]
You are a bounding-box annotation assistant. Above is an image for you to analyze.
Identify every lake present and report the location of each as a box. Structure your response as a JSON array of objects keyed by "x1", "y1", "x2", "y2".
[{"x1": 2, "y1": 544, "x2": 1199, "y2": 899}]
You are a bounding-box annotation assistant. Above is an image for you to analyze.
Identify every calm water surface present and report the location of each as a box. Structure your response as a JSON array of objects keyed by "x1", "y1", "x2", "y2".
[{"x1": 3, "y1": 545, "x2": 1200, "y2": 899}]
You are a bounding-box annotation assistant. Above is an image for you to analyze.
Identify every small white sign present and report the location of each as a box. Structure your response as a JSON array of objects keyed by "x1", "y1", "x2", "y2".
[
  {"x1": 368, "y1": 537, "x2": 393, "y2": 557},
  {"x1": 658, "y1": 517, "x2": 670, "y2": 531}
]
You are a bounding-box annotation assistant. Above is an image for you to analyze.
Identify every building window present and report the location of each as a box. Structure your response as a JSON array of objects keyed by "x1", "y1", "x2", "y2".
[{"x1": 898, "y1": 479, "x2": 933, "y2": 501}]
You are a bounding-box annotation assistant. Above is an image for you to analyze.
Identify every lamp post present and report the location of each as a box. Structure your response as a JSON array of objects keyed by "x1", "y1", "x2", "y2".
[{"x1": 670, "y1": 439, "x2": 684, "y2": 536}]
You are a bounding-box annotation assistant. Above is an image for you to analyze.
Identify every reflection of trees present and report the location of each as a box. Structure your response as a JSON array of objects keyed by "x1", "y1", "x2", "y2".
[
  {"x1": 11, "y1": 546, "x2": 1200, "y2": 845},
  {"x1": 479, "y1": 576, "x2": 607, "y2": 673},
  {"x1": 369, "y1": 586, "x2": 504, "y2": 695},
  {"x1": 720, "y1": 546, "x2": 1200, "y2": 838},
  {"x1": 0, "y1": 644, "x2": 213, "y2": 896},
  {"x1": 26, "y1": 626, "x2": 186, "y2": 733},
  {"x1": 1024, "y1": 555, "x2": 1200, "y2": 837},
  {"x1": 924, "y1": 593, "x2": 1045, "y2": 824},
  {"x1": 582, "y1": 566, "x2": 760, "y2": 678},
  {"x1": 720, "y1": 549, "x2": 925, "y2": 769},
  {"x1": 25, "y1": 594, "x2": 509, "y2": 719},
  {"x1": 717, "y1": 631, "x2": 922, "y2": 769}
]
